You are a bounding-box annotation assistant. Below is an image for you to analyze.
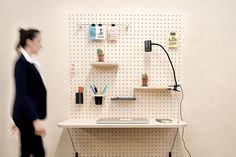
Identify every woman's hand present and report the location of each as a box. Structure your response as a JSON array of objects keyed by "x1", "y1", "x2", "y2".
[
  {"x1": 10, "y1": 123, "x2": 19, "y2": 135},
  {"x1": 33, "y1": 119, "x2": 46, "y2": 137}
]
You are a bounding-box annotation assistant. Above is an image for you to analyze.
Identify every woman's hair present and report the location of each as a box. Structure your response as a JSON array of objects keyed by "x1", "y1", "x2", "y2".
[{"x1": 16, "y1": 28, "x2": 40, "y2": 53}]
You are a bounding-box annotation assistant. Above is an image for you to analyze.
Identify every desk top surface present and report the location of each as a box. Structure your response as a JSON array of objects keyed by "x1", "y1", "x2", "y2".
[{"x1": 58, "y1": 118, "x2": 187, "y2": 128}]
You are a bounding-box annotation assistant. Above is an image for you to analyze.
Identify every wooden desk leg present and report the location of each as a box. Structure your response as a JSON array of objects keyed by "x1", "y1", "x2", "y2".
[
  {"x1": 67, "y1": 128, "x2": 79, "y2": 157},
  {"x1": 169, "y1": 128, "x2": 179, "y2": 157}
]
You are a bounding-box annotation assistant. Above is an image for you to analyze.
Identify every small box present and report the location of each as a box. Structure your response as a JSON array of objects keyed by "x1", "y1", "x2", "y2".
[
  {"x1": 88, "y1": 24, "x2": 96, "y2": 40},
  {"x1": 107, "y1": 24, "x2": 118, "y2": 41},
  {"x1": 96, "y1": 24, "x2": 106, "y2": 40}
]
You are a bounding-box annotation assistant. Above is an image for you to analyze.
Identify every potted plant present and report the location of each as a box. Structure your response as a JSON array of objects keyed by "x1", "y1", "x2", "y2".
[
  {"x1": 97, "y1": 48, "x2": 104, "y2": 62},
  {"x1": 142, "y1": 73, "x2": 148, "y2": 86}
]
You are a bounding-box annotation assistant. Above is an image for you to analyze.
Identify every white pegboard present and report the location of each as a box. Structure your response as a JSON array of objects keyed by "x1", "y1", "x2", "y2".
[{"x1": 68, "y1": 13, "x2": 183, "y2": 157}]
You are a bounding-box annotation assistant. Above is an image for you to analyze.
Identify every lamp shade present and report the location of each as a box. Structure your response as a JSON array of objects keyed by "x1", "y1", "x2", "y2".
[{"x1": 144, "y1": 40, "x2": 152, "y2": 52}]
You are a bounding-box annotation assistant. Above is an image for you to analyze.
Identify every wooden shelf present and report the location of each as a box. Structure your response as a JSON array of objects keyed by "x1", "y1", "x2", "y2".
[
  {"x1": 111, "y1": 97, "x2": 136, "y2": 100},
  {"x1": 91, "y1": 62, "x2": 118, "y2": 67},
  {"x1": 134, "y1": 86, "x2": 172, "y2": 90}
]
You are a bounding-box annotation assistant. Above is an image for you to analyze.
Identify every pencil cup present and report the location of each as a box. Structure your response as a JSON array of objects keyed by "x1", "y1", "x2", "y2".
[
  {"x1": 76, "y1": 93, "x2": 83, "y2": 104},
  {"x1": 94, "y1": 95, "x2": 103, "y2": 105}
]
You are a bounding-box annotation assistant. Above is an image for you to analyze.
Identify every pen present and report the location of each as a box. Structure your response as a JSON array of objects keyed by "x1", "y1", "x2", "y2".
[
  {"x1": 79, "y1": 86, "x2": 82, "y2": 93},
  {"x1": 89, "y1": 84, "x2": 96, "y2": 94},
  {"x1": 93, "y1": 84, "x2": 98, "y2": 94},
  {"x1": 99, "y1": 87, "x2": 102, "y2": 95},
  {"x1": 102, "y1": 85, "x2": 108, "y2": 94}
]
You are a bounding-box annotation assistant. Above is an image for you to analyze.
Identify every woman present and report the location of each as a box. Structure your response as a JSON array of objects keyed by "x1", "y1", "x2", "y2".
[{"x1": 12, "y1": 28, "x2": 47, "y2": 157}]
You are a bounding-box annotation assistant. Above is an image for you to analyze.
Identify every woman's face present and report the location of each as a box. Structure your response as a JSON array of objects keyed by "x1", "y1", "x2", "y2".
[{"x1": 27, "y1": 33, "x2": 42, "y2": 54}]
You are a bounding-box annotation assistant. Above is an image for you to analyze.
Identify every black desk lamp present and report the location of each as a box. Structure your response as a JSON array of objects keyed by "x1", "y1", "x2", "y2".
[{"x1": 144, "y1": 40, "x2": 180, "y2": 91}]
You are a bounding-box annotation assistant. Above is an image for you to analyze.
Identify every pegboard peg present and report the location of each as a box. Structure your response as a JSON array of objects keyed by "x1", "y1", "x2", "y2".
[{"x1": 125, "y1": 25, "x2": 129, "y2": 32}]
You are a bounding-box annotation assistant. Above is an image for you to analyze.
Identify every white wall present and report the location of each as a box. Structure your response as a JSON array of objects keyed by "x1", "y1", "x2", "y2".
[{"x1": 1, "y1": 0, "x2": 236, "y2": 157}]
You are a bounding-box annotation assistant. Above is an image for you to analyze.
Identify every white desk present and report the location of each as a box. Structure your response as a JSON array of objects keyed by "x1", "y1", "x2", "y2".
[
  {"x1": 58, "y1": 118, "x2": 187, "y2": 128},
  {"x1": 58, "y1": 118, "x2": 187, "y2": 156}
]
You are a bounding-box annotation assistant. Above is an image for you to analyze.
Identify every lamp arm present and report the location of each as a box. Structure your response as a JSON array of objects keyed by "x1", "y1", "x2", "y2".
[{"x1": 152, "y1": 43, "x2": 179, "y2": 91}]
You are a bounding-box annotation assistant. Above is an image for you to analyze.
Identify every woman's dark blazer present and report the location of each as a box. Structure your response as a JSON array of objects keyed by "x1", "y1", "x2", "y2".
[{"x1": 12, "y1": 54, "x2": 47, "y2": 125}]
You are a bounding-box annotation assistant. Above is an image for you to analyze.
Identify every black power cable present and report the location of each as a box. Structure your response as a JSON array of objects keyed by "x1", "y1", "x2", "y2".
[
  {"x1": 169, "y1": 86, "x2": 192, "y2": 157},
  {"x1": 179, "y1": 86, "x2": 191, "y2": 157}
]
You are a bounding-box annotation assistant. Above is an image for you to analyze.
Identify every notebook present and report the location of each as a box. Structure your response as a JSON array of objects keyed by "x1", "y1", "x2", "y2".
[{"x1": 96, "y1": 118, "x2": 149, "y2": 124}]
